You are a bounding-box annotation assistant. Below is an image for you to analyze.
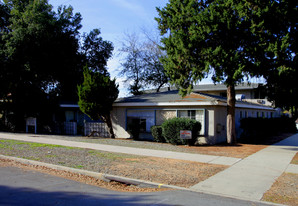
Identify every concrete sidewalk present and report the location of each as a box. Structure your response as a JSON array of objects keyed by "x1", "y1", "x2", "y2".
[
  {"x1": 191, "y1": 133, "x2": 298, "y2": 201},
  {"x1": 0, "y1": 132, "x2": 240, "y2": 166},
  {"x1": 0, "y1": 132, "x2": 297, "y2": 202}
]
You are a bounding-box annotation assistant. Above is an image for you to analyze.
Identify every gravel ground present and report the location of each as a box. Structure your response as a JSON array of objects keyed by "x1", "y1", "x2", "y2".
[
  {"x1": 262, "y1": 152, "x2": 298, "y2": 206},
  {"x1": 291, "y1": 152, "x2": 298, "y2": 165},
  {"x1": 262, "y1": 173, "x2": 298, "y2": 206},
  {"x1": 0, "y1": 159, "x2": 169, "y2": 193},
  {"x1": 0, "y1": 139, "x2": 227, "y2": 188}
]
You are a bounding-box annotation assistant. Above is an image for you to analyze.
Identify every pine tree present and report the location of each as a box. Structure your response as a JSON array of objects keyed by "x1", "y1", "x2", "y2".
[
  {"x1": 78, "y1": 66, "x2": 119, "y2": 138},
  {"x1": 156, "y1": 0, "x2": 289, "y2": 144}
]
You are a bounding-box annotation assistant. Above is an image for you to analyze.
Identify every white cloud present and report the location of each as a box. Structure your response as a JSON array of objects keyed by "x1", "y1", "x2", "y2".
[{"x1": 110, "y1": 0, "x2": 148, "y2": 20}]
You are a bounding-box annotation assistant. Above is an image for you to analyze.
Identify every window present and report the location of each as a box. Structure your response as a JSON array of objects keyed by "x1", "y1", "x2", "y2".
[
  {"x1": 126, "y1": 110, "x2": 155, "y2": 132},
  {"x1": 178, "y1": 110, "x2": 196, "y2": 119},
  {"x1": 240, "y1": 111, "x2": 243, "y2": 119},
  {"x1": 188, "y1": 110, "x2": 196, "y2": 120},
  {"x1": 177, "y1": 110, "x2": 205, "y2": 135},
  {"x1": 245, "y1": 111, "x2": 248, "y2": 118}
]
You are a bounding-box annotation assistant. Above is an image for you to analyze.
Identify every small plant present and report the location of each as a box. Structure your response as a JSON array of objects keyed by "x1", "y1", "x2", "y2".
[
  {"x1": 151, "y1": 126, "x2": 165, "y2": 143},
  {"x1": 73, "y1": 165, "x2": 84, "y2": 169},
  {"x1": 161, "y1": 117, "x2": 201, "y2": 145}
]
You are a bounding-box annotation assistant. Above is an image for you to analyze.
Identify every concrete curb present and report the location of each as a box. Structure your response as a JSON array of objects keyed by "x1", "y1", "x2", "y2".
[
  {"x1": 0, "y1": 154, "x2": 285, "y2": 206},
  {"x1": 0, "y1": 154, "x2": 185, "y2": 190}
]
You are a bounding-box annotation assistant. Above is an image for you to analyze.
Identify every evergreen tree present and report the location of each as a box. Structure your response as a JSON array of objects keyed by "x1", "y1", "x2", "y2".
[
  {"x1": 81, "y1": 29, "x2": 114, "y2": 75},
  {"x1": 78, "y1": 66, "x2": 119, "y2": 138},
  {"x1": 0, "y1": 0, "x2": 81, "y2": 130},
  {"x1": 156, "y1": 0, "x2": 289, "y2": 144},
  {"x1": 263, "y1": 0, "x2": 298, "y2": 118}
]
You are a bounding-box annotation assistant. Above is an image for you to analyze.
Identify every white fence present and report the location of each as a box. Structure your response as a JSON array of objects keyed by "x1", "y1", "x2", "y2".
[
  {"x1": 53, "y1": 121, "x2": 109, "y2": 137},
  {"x1": 84, "y1": 122, "x2": 110, "y2": 137}
]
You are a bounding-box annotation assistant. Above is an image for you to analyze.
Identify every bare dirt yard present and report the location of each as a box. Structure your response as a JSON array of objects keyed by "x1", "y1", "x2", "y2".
[
  {"x1": 0, "y1": 132, "x2": 295, "y2": 194},
  {"x1": 291, "y1": 152, "x2": 298, "y2": 165},
  {"x1": 21, "y1": 132, "x2": 293, "y2": 159},
  {"x1": 262, "y1": 172, "x2": 298, "y2": 206},
  {"x1": 0, "y1": 159, "x2": 169, "y2": 193},
  {"x1": 262, "y1": 150, "x2": 298, "y2": 206},
  {"x1": 0, "y1": 139, "x2": 227, "y2": 191}
]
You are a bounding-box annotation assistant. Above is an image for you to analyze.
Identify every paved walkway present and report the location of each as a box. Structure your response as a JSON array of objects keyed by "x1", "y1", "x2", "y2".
[
  {"x1": 0, "y1": 132, "x2": 240, "y2": 166},
  {"x1": 0, "y1": 132, "x2": 297, "y2": 201},
  {"x1": 191, "y1": 133, "x2": 298, "y2": 201}
]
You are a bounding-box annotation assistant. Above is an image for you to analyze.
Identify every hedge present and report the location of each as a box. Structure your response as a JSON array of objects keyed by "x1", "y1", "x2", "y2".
[
  {"x1": 240, "y1": 117, "x2": 296, "y2": 142},
  {"x1": 161, "y1": 117, "x2": 201, "y2": 145},
  {"x1": 151, "y1": 126, "x2": 164, "y2": 142}
]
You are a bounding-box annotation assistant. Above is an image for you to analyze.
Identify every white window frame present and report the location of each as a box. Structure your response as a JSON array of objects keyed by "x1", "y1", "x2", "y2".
[{"x1": 176, "y1": 109, "x2": 205, "y2": 135}]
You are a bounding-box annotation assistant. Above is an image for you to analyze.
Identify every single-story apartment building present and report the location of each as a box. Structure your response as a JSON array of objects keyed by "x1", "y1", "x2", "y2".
[{"x1": 111, "y1": 90, "x2": 277, "y2": 144}]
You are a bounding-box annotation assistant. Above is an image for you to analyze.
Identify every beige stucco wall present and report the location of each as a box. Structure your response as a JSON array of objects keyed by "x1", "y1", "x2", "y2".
[
  {"x1": 111, "y1": 107, "x2": 130, "y2": 138},
  {"x1": 111, "y1": 105, "x2": 275, "y2": 144},
  {"x1": 213, "y1": 106, "x2": 227, "y2": 143},
  {"x1": 110, "y1": 105, "x2": 221, "y2": 144},
  {"x1": 156, "y1": 110, "x2": 176, "y2": 125},
  {"x1": 155, "y1": 106, "x2": 217, "y2": 145}
]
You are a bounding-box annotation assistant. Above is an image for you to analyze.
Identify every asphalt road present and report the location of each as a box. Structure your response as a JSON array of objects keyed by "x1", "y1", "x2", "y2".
[{"x1": 0, "y1": 166, "x2": 275, "y2": 206}]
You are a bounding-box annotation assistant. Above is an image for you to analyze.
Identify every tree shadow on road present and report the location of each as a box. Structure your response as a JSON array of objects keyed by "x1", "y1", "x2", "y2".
[{"x1": 0, "y1": 185, "x2": 172, "y2": 206}]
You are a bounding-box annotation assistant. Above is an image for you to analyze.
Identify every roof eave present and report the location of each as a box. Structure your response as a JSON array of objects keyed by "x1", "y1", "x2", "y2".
[
  {"x1": 113, "y1": 101, "x2": 219, "y2": 107},
  {"x1": 113, "y1": 101, "x2": 275, "y2": 111}
]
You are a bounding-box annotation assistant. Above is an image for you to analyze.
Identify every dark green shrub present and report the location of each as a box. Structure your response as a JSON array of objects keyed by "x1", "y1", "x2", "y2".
[
  {"x1": 240, "y1": 117, "x2": 296, "y2": 143},
  {"x1": 151, "y1": 126, "x2": 165, "y2": 142},
  {"x1": 161, "y1": 117, "x2": 201, "y2": 145}
]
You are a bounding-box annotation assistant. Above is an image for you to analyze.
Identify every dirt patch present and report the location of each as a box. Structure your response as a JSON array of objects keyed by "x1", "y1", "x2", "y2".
[
  {"x1": 262, "y1": 173, "x2": 298, "y2": 206},
  {"x1": 187, "y1": 132, "x2": 294, "y2": 159},
  {"x1": 102, "y1": 157, "x2": 227, "y2": 187},
  {"x1": 291, "y1": 153, "x2": 298, "y2": 165},
  {"x1": 0, "y1": 159, "x2": 169, "y2": 193},
  {"x1": 178, "y1": 144, "x2": 266, "y2": 158},
  {"x1": 17, "y1": 132, "x2": 293, "y2": 159},
  {"x1": 0, "y1": 139, "x2": 227, "y2": 188}
]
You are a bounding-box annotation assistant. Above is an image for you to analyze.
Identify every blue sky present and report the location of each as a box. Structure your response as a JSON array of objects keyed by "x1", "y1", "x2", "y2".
[
  {"x1": 49, "y1": 0, "x2": 265, "y2": 97},
  {"x1": 49, "y1": 0, "x2": 169, "y2": 96}
]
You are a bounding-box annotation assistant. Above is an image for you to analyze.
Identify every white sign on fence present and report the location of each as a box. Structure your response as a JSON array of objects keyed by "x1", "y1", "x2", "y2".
[
  {"x1": 180, "y1": 130, "x2": 192, "y2": 139},
  {"x1": 26, "y1": 117, "x2": 37, "y2": 134}
]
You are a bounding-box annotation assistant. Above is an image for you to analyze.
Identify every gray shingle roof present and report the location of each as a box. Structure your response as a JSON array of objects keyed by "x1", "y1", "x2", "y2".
[
  {"x1": 114, "y1": 89, "x2": 274, "y2": 110},
  {"x1": 144, "y1": 82, "x2": 261, "y2": 93},
  {"x1": 116, "y1": 90, "x2": 225, "y2": 104}
]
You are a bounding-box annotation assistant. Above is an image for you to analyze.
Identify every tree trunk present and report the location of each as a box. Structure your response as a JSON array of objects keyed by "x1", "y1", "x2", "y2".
[
  {"x1": 227, "y1": 84, "x2": 237, "y2": 145},
  {"x1": 103, "y1": 113, "x2": 115, "y2": 139}
]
